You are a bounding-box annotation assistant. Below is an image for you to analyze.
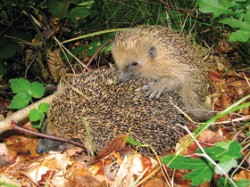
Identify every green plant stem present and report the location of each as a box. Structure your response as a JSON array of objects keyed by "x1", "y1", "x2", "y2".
[{"x1": 61, "y1": 28, "x2": 128, "y2": 44}]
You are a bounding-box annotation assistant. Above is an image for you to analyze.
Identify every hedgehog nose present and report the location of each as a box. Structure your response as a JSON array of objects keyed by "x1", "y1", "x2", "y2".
[
  {"x1": 118, "y1": 78, "x2": 124, "y2": 84},
  {"x1": 118, "y1": 73, "x2": 126, "y2": 84}
]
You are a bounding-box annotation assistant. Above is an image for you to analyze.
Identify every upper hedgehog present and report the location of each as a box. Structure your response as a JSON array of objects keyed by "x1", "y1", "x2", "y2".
[{"x1": 111, "y1": 25, "x2": 212, "y2": 120}]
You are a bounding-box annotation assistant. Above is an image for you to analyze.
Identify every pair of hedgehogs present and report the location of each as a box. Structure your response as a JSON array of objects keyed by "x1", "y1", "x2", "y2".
[{"x1": 37, "y1": 25, "x2": 212, "y2": 155}]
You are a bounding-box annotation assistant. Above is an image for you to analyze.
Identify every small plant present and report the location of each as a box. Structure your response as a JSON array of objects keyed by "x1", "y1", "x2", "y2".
[
  {"x1": 10, "y1": 78, "x2": 45, "y2": 109},
  {"x1": 162, "y1": 141, "x2": 249, "y2": 186},
  {"x1": 29, "y1": 103, "x2": 49, "y2": 129},
  {"x1": 198, "y1": 0, "x2": 250, "y2": 42},
  {"x1": 10, "y1": 78, "x2": 48, "y2": 129}
]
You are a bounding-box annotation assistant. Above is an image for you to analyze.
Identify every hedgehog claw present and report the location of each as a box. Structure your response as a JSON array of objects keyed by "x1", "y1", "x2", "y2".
[{"x1": 144, "y1": 82, "x2": 165, "y2": 99}]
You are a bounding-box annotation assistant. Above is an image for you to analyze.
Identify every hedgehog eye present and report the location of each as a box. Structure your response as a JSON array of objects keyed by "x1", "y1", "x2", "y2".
[
  {"x1": 148, "y1": 46, "x2": 156, "y2": 58},
  {"x1": 130, "y1": 61, "x2": 138, "y2": 67}
]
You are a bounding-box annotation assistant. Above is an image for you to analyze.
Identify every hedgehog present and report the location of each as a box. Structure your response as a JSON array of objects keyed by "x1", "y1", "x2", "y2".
[
  {"x1": 37, "y1": 68, "x2": 185, "y2": 155},
  {"x1": 111, "y1": 25, "x2": 212, "y2": 120}
]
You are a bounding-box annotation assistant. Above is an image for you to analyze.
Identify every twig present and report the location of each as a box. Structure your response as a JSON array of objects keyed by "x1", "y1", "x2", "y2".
[
  {"x1": 243, "y1": 73, "x2": 250, "y2": 87},
  {"x1": 213, "y1": 115, "x2": 250, "y2": 124},
  {"x1": 0, "y1": 93, "x2": 56, "y2": 135},
  {"x1": 11, "y1": 121, "x2": 84, "y2": 148}
]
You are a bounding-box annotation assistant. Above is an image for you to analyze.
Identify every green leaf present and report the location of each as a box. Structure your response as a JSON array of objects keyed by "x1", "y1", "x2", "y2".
[
  {"x1": 78, "y1": 0, "x2": 95, "y2": 6},
  {"x1": 29, "y1": 108, "x2": 43, "y2": 121},
  {"x1": 215, "y1": 159, "x2": 237, "y2": 174},
  {"x1": 38, "y1": 103, "x2": 49, "y2": 114},
  {"x1": 237, "y1": 179, "x2": 250, "y2": 187},
  {"x1": 162, "y1": 155, "x2": 212, "y2": 169},
  {"x1": 47, "y1": 0, "x2": 69, "y2": 18},
  {"x1": 9, "y1": 93, "x2": 31, "y2": 109},
  {"x1": 30, "y1": 82, "x2": 45, "y2": 98},
  {"x1": 0, "y1": 38, "x2": 18, "y2": 59},
  {"x1": 126, "y1": 136, "x2": 143, "y2": 146},
  {"x1": 220, "y1": 18, "x2": 250, "y2": 30},
  {"x1": 71, "y1": 46, "x2": 87, "y2": 56},
  {"x1": 87, "y1": 41, "x2": 102, "y2": 56},
  {"x1": 229, "y1": 30, "x2": 250, "y2": 42},
  {"x1": 162, "y1": 155, "x2": 214, "y2": 186},
  {"x1": 196, "y1": 146, "x2": 225, "y2": 160},
  {"x1": 217, "y1": 177, "x2": 234, "y2": 187},
  {"x1": 244, "y1": 10, "x2": 250, "y2": 24},
  {"x1": 228, "y1": 141, "x2": 242, "y2": 158},
  {"x1": 68, "y1": 7, "x2": 90, "y2": 23},
  {"x1": 198, "y1": 0, "x2": 234, "y2": 17},
  {"x1": 0, "y1": 182, "x2": 19, "y2": 187},
  {"x1": 10, "y1": 78, "x2": 30, "y2": 94},
  {"x1": 215, "y1": 141, "x2": 242, "y2": 160},
  {"x1": 183, "y1": 166, "x2": 213, "y2": 186}
]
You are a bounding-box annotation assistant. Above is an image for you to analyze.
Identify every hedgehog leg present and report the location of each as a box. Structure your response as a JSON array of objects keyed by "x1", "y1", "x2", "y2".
[{"x1": 143, "y1": 78, "x2": 179, "y2": 99}]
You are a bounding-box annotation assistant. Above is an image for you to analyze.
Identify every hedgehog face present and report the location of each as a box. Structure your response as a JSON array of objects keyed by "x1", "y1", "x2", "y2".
[{"x1": 112, "y1": 41, "x2": 157, "y2": 83}]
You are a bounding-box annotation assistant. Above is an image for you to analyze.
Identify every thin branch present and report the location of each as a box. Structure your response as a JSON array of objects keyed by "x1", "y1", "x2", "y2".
[
  {"x1": 12, "y1": 121, "x2": 84, "y2": 148},
  {"x1": 213, "y1": 115, "x2": 250, "y2": 124}
]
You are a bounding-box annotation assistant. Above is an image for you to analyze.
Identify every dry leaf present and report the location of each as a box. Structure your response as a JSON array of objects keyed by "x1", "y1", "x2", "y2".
[
  {"x1": 144, "y1": 177, "x2": 167, "y2": 187},
  {"x1": 114, "y1": 154, "x2": 158, "y2": 187},
  {"x1": 0, "y1": 143, "x2": 9, "y2": 167},
  {"x1": 96, "y1": 134, "x2": 128, "y2": 159},
  {"x1": 179, "y1": 129, "x2": 223, "y2": 156},
  {"x1": 233, "y1": 170, "x2": 250, "y2": 181},
  {"x1": 46, "y1": 49, "x2": 66, "y2": 83},
  {"x1": 0, "y1": 173, "x2": 21, "y2": 187}
]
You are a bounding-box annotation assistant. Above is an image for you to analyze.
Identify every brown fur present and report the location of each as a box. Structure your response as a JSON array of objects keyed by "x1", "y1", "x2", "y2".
[{"x1": 111, "y1": 25, "x2": 212, "y2": 120}]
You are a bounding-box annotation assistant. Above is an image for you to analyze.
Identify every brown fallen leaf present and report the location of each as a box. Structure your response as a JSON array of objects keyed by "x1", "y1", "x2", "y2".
[
  {"x1": 4, "y1": 122, "x2": 40, "y2": 158},
  {"x1": 178, "y1": 129, "x2": 224, "y2": 156},
  {"x1": 143, "y1": 177, "x2": 167, "y2": 187},
  {"x1": 233, "y1": 170, "x2": 250, "y2": 181},
  {"x1": 96, "y1": 134, "x2": 128, "y2": 159}
]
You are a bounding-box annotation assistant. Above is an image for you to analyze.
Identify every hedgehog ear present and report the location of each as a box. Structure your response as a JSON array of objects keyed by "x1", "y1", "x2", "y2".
[{"x1": 148, "y1": 46, "x2": 156, "y2": 58}]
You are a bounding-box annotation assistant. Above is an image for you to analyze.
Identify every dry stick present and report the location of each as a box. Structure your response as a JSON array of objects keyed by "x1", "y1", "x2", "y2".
[
  {"x1": 0, "y1": 93, "x2": 56, "y2": 135},
  {"x1": 211, "y1": 115, "x2": 250, "y2": 124},
  {"x1": 11, "y1": 121, "x2": 84, "y2": 148}
]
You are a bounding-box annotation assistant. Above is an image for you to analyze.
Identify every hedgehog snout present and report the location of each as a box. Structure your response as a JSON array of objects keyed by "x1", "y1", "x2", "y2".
[{"x1": 118, "y1": 71, "x2": 133, "y2": 84}]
